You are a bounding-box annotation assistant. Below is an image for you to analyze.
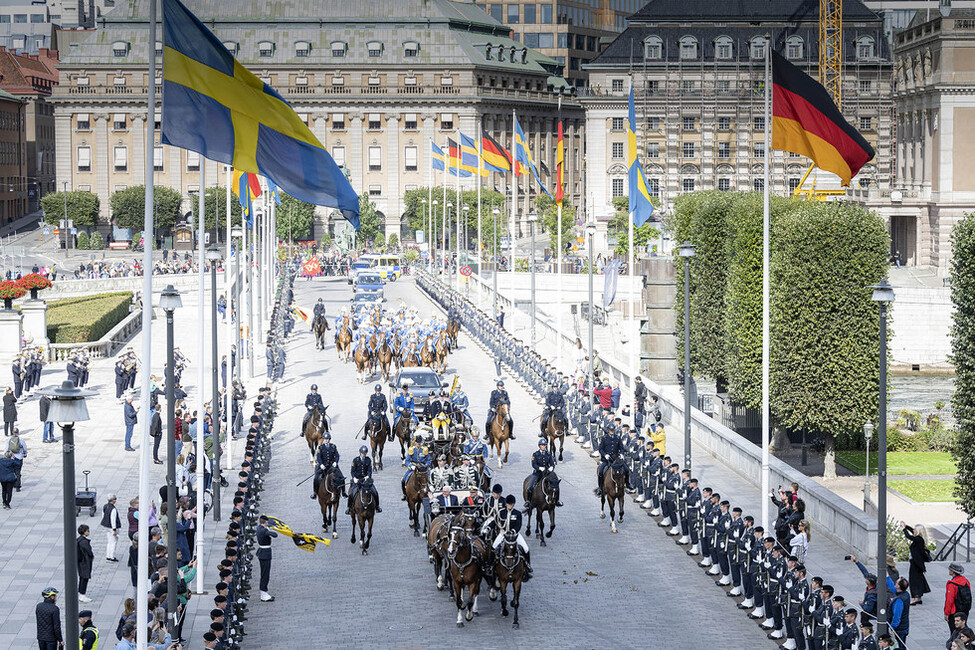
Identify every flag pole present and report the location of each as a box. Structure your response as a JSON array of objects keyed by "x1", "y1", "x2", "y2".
[
  {"x1": 427, "y1": 141, "x2": 433, "y2": 268},
  {"x1": 510, "y1": 110, "x2": 517, "y2": 320},
  {"x1": 477, "y1": 122, "x2": 483, "y2": 277},
  {"x1": 556, "y1": 96, "x2": 563, "y2": 373},
  {"x1": 442, "y1": 141, "x2": 447, "y2": 277},
  {"x1": 243, "y1": 201, "x2": 252, "y2": 378},
  {"x1": 761, "y1": 39, "x2": 772, "y2": 533},
  {"x1": 136, "y1": 0, "x2": 157, "y2": 644},
  {"x1": 224, "y1": 164, "x2": 233, "y2": 471},
  {"x1": 455, "y1": 140, "x2": 461, "y2": 292},
  {"x1": 195, "y1": 157, "x2": 206, "y2": 593}
]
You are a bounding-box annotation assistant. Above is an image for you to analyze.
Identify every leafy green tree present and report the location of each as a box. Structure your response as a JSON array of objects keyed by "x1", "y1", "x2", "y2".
[
  {"x1": 276, "y1": 193, "x2": 316, "y2": 240},
  {"x1": 89, "y1": 231, "x2": 104, "y2": 250},
  {"x1": 320, "y1": 232, "x2": 332, "y2": 250},
  {"x1": 951, "y1": 213, "x2": 975, "y2": 516},
  {"x1": 387, "y1": 233, "x2": 399, "y2": 249},
  {"x1": 75, "y1": 231, "x2": 90, "y2": 249},
  {"x1": 535, "y1": 194, "x2": 576, "y2": 253},
  {"x1": 358, "y1": 195, "x2": 383, "y2": 245},
  {"x1": 40, "y1": 191, "x2": 100, "y2": 227},
  {"x1": 110, "y1": 185, "x2": 182, "y2": 230},
  {"x1": 608, "y1": 196, "x2": 660, "y2": 256},
  {"x1": 402, "y1": 187, "x2": 505, "y2": 252},
  {"x1": 374, "y1": 232, "x2": 386, "y2": 249},
  {"x1": 189, "y1": 187, "x2": 242, "y2": 232}
]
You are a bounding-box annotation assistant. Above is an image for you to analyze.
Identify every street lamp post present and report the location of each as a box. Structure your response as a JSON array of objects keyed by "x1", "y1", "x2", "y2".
[
  {"x1": 40, "y1": 380, "x2": 93, "y2": 649},
  {"x1": 863, "y1": 421, "x2": 874, "y2": 511},
  {"x1": 206, "y1": 245, "x2": 223, "y2": 520},
  {"x1": 159, "y1": 284, "x2": 182, "y2": 633},
  {"x1": 528, "y1": 211, "x2": 538, "y2": 348},
  {"x1": 492, "y1": 207, "x2": 500, "y2": 317},
  {"x1": 871, "y1": 277, "x2": 894, "y2": 637},
  {"x1": 421, "y1": 198, "x2": 428, "y2": 267},
  {"x1": 585, "y1": 220, "x2": 596, "y2": 450},
  {"x1": 678, "y1": 242, "x2": 695, "y2": 471}
]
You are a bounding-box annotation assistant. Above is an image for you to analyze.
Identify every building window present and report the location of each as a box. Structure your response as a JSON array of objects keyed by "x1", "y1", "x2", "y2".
[
  {"x1": 368, "y1": 146, "x2": 382, "y2": 171},
  {"x1": 718, "y1": 117, "x2": 731, "y2": 131},
  {"x1": 750, "y1": 36, "x2": 768, "y2": 60},
  {"x1": 612, "y1": 142, "x2": 624, "y2": 159},
  {"x1": 152, "y1": 146, "x2": 164, "y2": 171},
  {"x1": 30, "y1": 13, "x2": 44, "y2": 23},
  {"x1": 154, "y1": 110, "x2": 161, "y2": 130},
  {"x1": 644, "y1": 37, "x2": 662, "y2": 60},
  {"x1": 789, "y1": 177, "x2": 801, "y2": 192},
  {"x1": 369, "y1": 184, "x2": 382, "y2": 196},
  {"x1": 441, "y1": 76, "x2": 454, "y2": 87},
  {"x1": 524, "y1": 33, "x2": 539, "y2": 48},
  {"x1": 524, "y1": 3, "x2": 536, "y2": 23},
  {"x1": 860, "y1": 117, "x2": 872, "y2": 131},
  {"x1": 718, "y1": 178, "x2": 731, "y2": 191},
  {"x1": 490, "y1": 4, "x2": 503, "y2": 22},
  {"x1": 682, "y1": 142, "x2": 696, "y2": 158},
  {"x1": 76, "y1": 113, "x2": 90, "y2": 130},
  {"x1": 187, "y1": 151, "x2": 200, "y2": 171},
  {"x1": 753, "y1": 116, "x2": 765, "y2": 132},
  {"x1": 682, "y1": 178, "x2": 695, "y2": 193},
  {"x1": 717, "y1": 142, "x2": 730, "y2": 158},
  {"x1": 404, "y1": 41, "x2": 419, "y2": 57},
  {"x1": 114, "y1": 146, "x2": 128, "y2": 172},
  {"x1": 541, "y1": 3, "x2": 553, "y2": 23},
  {"x1": 647, "y1": 116, "x2": 659, "y2": 131},
  {"x1": 558, "y1": 33, "x2": 568, "y2": 48},
  {"x1": 13, "y1": 14, "x2": 26, "y2": 23},
  {"x1": 258, "y1": 41, "x2": 274, "y2": 57},
  {"x1": 331, "y1": 41, "x2": 347, "y2": 57},
  {"x1": 715, "y1": 36, "x2": 733, "y2": 60},
  {"x1": 860, "y1": 178, "x2": 872, "y2": 188},
  {"x1": 404, "y1": 76, "x2": 417, "y2": 87},
  {"x1": 753, "y1": 178, "x2": 764, "y2": 192},
  {"x1": 331, "y1": 146, "x2": 345, "y2": 167},
  {"x1": 717, "y1": 79, "x2": 731, "y2": 93},
  {"x1": 77, "y1": 146, "x2": 91, "y2": 172},
  {"x1": 332, "y1": 75, "x2": 345, "y2": 87},
  {"x1": 404, "y1": 145, "x2": 418, "y2": 171},
  {"x1": 507, "y1": 3, "x2": 519, "y2": 23},
  {"x1": 112, "y1": 40, "x2": 129, "y2": 57},
  {"x1": 295, "y1": 41, "x2": 310, "y2": 57},
  {"x1": 679, "y1": 36, "x2": 698, "y2": 60},
  {"x1": 113, "y1": 113, "x2": 126, "y2": 130},
  {"x1": 647, "y1": 142, "x2": 659, "y2": 158},
  {"x1": 0, "y1": 16, "x2": 9, "y2": 23},
  {"x1": 682, "y1": 80, "x2": 696, "y2": 93},
  {"x1": 753, "y1": 142, "x2": 765, "y2": 158},
  {"x1": 440, "y1": 113, "x2": 454, "y2": 130},
  {"x1": 404, "y1": 113, "x2": 418, "y2": 130},
  {"x1": 538, "y1": 33, "x2": 554, "y2": 48},
  {"x1": 368, "y1": 76, "x2": 381, "y2": 86},
  {"x1": 612, "y1": 79, "x2": 624, "y2": 93},
  {"x1": 611, "y1": 117, "x2": 624, "y2": 131},
  {"x1": 331, "y1": 113, "x2": 345, "y2": 130},
  {"x1": 786, "y1": 36, "x2": 804, "y2": 60},
  {"x1": 611, "y1": 177, "x2": 624, "y2": 197},
  {"x1": 368, "y1": 113, "x2": 382, "y2": 130},
  {"x1": 683, "y1": 117, "x2": 695, "y2": 132},
  {"x1": 856, "y1": 36, "x2": 875, "y2": 60},
  {"x1": 367, "y1": 41, "x2": 383, "y2": 57},
  {"x1": 859, "y1": 80, "x2": 873, "y2": 94},
  {"x1": 648, "y1": 178, "x2": 659, "y2": 197},
  {"x1": 223, "y1": 41, "x2": 239, "y2": 55}
]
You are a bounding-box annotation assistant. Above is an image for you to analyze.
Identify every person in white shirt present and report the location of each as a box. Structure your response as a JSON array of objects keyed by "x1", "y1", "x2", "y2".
[
  {"x1": 100, "y1": 495, "x2": 122, "y2": 561},
  {"x1": 789, "y1": 519, "x2": 810, "y2": 563}
]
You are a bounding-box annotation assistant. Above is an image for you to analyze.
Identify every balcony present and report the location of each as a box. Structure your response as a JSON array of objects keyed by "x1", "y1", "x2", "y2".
[
  {"x1": 68, "y1": 86, "x2": 96, "y2": 94},
  {"x1": 397, "y1": 86, "x2": 425, "y2": 94},
  {"x1": 363, "y1": 86, "x2": 388, "y2": 94},
  {"x1": 287, "y1": 86, "x2": 315, "y2": 94}
]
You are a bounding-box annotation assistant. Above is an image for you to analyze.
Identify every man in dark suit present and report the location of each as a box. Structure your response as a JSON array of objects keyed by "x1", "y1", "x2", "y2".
[{"x1": 436, "y1": 485, "x2": 459, "y2": 508}]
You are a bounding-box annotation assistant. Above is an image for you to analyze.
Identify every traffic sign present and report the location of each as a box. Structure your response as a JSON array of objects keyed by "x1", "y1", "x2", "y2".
[
  {"x1": 459, "y1": 265, "x2": 472, "y2": 277},
  {"x1": 42, "y1": 228, "x2": 50, "y2": 236}
]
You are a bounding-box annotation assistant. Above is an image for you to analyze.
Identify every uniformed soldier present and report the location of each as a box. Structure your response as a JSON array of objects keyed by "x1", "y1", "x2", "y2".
[
  {"x1": 347, "y1": 446, "x2": 381, "y2": 514},
  {"x1": 594, "y1": 425, "x2": 627, "y2": 497},
  {"x1": 762, "y1": 544, "x2": 788, "y2": 639},
  {"x1": 313, "y1": 298, "x2": 326, "y2": 321},
  {"x1": 431, "y1": 391, "x2": 451, "y2": 439},
  {"x1": 310, "y1": 431, "x2": 343, "y2": 499},
  {"x1": 492, "y1": 495, "x2": 532, "y2": 581},
  {"x1": 641, "y1": 446, "x2": 663, "y2": 512},
  {"x1": 857, "y1": 621, "x2": 877, "y2": 650},
  {"x1": 674, "y1": 468, "x2": 691, "y2": 537},
  {"x1": 740, "y1": 525, "x2": 764, "y2": 612},
  {"x1": 11, "y1": 355, "x2": 23, "y2": 398},
  {"x1": 808, "y1": 583, "x2": 834, "y2": 650},
  {"x1": 430, "y1": 455, "x2": 452, "y2": 493},
  {"x1": 540, "y1": 383, "x2": 566, "y2": 433},
  {"x1": 256, "y1": 515, "x2": 277, "y2": 602},
  {"x1": 422, "y1": 391, "x2": 441, "y2": 424},
  {"x1": 302, "y1": 384, "x2": 325, "y2": 431},
  {"x1": 401, "y1": 435, "x2": 431, "y2": 500},
  {"x1": 785, "y1": 563, "x2": 810, "y2": 650},
  {"x1": 393, "y1": 383, "x2": 417, "y2": 427},
  {"x1": 452, "y1": 456, "x2": 479, "y2": 491},
  {"x1": 681, "y1": 477, "x2": 702, "y2": 552},
  {"x1": 463, "y1": 428, "x2": 488, "y2": 466},
  {"x1": 726, "y1": 506, "x2": 746, "y2": 594},
  {"x1": 524, "y1": 438, "x2": 561, "y2": 511},
  {"x1": 449, "y1": 382, "x2": 470, "y2": 426},
  {"x1": 711, "y1": 500, "x2": 732, "y2": 584},
  {"x1": 366, "y1": 384, "x2": 390, "y2": 441}
]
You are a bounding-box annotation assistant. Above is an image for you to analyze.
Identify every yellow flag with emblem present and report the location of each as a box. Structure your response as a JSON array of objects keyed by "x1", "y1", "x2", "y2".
[{"x1": 263, "y1": 515, "x2": 331, "y2": 553}]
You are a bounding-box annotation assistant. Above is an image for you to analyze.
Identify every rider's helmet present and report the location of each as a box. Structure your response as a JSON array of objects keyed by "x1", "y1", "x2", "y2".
[
  {"x1": 359, "y1": 446, "x2": 368, "y2": 455},
  {"x1": 401, "y1": 383, "x2": 410, "y2": 391},
  {"x1": 492, "y1": 483, "x2": 503, "y2": 495},
  {"x1": 455, "y1": 380, "x2": 462, "y2": 390},
  {"x1": 505, "y1": 495, "x2": 516, "y2": 506},
  {"x1": 374, "y1": 384, "x2": 382, "y2": 392},
  {"x1": 470, "y1": 427, "x2": 479, "y2": 438},
  {"x1": 310, "y1": 384, "x2": 318, "y2": 391},
  {"x1": 428, "y1": 390, "x2": 435, "y2": 397},
  {"x1": 412, "y1": 433, "x2": 422, "y2": 443},
  {"x1": 439, "y1": 390, "x2": 448, "y2": 397},
  {"x1": 42, "y1": 587, "x2": 59, "y2": 599},
  {"x1": 538, "y1": 438, "x2": 547, "y2": 447},
  {"x1": 496, "y1": 380, "x2": 504, "y2": 388},
  {"x1": 318, "y1": 298, "x2": 323, "y2": 303},
  {"x1": 323, "y1": 432, "x2": 331, "y2": 440}
]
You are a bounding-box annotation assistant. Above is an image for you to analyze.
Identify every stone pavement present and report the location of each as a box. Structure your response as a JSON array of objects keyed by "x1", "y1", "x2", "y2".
[
  {"x1": 0, "y1": 284, "x2": 246, "y2": 648},
  {"x1": 242, "y1": 275, "x2": 777, "y2": 648}
]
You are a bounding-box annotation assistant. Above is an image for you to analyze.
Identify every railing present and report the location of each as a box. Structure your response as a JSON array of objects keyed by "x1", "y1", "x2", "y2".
[
  {"x1": 285, "y1": 86, "x2": 314, "y2": 94},
  {"x1": 362, "y1": 86, "x2": 388, "y2": 94},
  {"x1": 48, "y1": 306, "x2": 144, "y2": 361},
  {"x1": 934, "y1": 520, "x2": 973, "y2": 562},
  {"x1": 397, "y1": 87, "x2": 425, "y2": 94},
  {"x1": 433, "y1": 87, "x2": 460, "y2": 95}
]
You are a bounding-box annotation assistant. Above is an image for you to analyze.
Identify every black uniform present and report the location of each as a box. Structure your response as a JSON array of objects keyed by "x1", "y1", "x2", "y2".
[
  {"x1": 256, "y1": 523, "x2": 277, "y2": 593},
  {"x1": 525, "y1": 448, "x2": 556, "y2": 505},
  {"x1": 367, "y1": 392, "x2": 389, "y2": 432},
  {"x1": 348, "y1": 455, "x2": 379, "y2": 511},
  {"x1": 596, "y1": 432, "x2": 626, "y2": 490},
  {"x1": 312, "y1": 443, "x2": 342, "y2": 496}
]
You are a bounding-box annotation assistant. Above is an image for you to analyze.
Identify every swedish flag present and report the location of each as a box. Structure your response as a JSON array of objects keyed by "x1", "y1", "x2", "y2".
[
  {"x1": 160, "y1": 0, "x2": 359, "y2": 228},
  {"x1": 513, "y1": 117, "x2": 553, "y2": 199},
  {"x1": 628, "y1": 86, "x2": 654, "y2": 227}
]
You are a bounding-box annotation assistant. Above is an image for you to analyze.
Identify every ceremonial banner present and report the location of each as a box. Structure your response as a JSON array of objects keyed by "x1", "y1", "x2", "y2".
[{"x1": 264, "y1": 515, "x2": 331, "y2": 553}]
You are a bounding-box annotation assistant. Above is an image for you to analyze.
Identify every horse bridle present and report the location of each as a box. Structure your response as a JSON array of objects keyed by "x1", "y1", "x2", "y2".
[
  {"x1": 499, "y1": 533, "x2": 523, "y2": 571},
  {"x1": 540, "y1": 472, "x2": 558, "y2": 506},
  {"x1": 447, "y1": 525, "x2": 478, "y2": 570}
]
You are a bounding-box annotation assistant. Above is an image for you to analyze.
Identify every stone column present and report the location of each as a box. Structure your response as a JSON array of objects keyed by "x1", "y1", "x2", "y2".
[
  {"x1": 20, "y1": 298, "x2": 48, "y2": 349},
  {"x1": 385, "y1": 113, "x2": 401, "y2": 236},
  {"x1": 422, "y1": 112, "x2": 436, "y2": 189},
  {"x1": 349, "y1": 113, "x2": 364, "y2": 194},
  {"x1": 94, "y1": 114, "x2": 110, "y2": 223},
  {"x1": 132, "y1": 114, "x2": 146, "y2": 188},
  {"x1": 0, "y1": 308, "x2": 23, "y2": 366}
]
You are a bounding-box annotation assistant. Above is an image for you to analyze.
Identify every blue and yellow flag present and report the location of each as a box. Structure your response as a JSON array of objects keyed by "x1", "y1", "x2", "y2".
[
  {"x1": 160, "y1": 0, "x2": 359, "y2": 228},
  {"x1": 266, "y1": 178, "x2": 282, "y2": 206},
  {"x1": 233, "y1": 169, "x2": 261, "y2": 225},
  {"x1": 431, "y1": 141, "x2": 446, "y2": 172},
  {"x1": 459, "y1": 132, "x2": 486, "y2": 176},
  {"x1": 513, "y1": 117, "x2": 553, "y2": 199},
  {"x1": 628, "y1": 86, "x2": 654, "y2": 227}
]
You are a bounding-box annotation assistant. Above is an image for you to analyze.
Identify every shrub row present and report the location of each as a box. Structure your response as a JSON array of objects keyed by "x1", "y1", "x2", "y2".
[{"x1": 46, "y1": 292, "x2": 133, "y2": 343}]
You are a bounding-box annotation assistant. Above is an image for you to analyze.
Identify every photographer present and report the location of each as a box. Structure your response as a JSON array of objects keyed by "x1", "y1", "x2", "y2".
[{"x1": 846, "y1": 554, "x2": 879, "y2": 624}]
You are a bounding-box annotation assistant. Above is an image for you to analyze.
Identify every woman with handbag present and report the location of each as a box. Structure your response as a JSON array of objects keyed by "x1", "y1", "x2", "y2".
[{"x1": 902, "y1": 521, "x2": 932, "y2": 604}]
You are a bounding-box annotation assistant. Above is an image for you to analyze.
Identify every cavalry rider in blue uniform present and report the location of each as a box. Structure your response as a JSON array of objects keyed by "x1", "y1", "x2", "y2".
[
  {"x1": 401, "y1": 434, "x2": 432, "y2": 500},
  {"x1": 365, "y1": 384, "x2": 391, "y2": 441},
  {"x1": 393, "y1": 383, "x2": 418, "y2": 427},
  {"x1": 540, "y1": 383, "x2": 567, "y2": 432},
  {"x1": 347, "y1": 446, "x2": 382, "y2": 514},
  {"x1": 486, "y1": 380, "x2": 515, "y2": 440},
  {"x1": 524, "y1": 438, "x2": 562, "y2": 511},
  {"x1": 302, "y1": 384, "x2": 326, "y2": 433},
  {"x1": 449, "y1": 380, "x2": 471, "y2": 426},
  {"x1": 464, "y1": 427, "x2": 492, "y2": 481},
  {"x1": 310, "y1": 431, "x2": 344, "y2": 499},
  {"x1": 594, "y1": 425, "x2": 628, "y2": 496}
]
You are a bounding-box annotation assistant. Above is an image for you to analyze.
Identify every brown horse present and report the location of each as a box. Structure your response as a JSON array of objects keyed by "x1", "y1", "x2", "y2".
[
  {"x1": 435, "y1": 332, "x2": 449, "y2": 374},
  {"x1": 420, "y1": 336, "x2": 437, "y2": 368},
  {"x1": 405, "y1": 465, "x2": 429, "y2": 537},
  {"x1": 428, "y1": 512, "x2": 477, "y2": 592},
  {"x1": 316, "y1": 467, "x2": 342, "y2": 539},
  {"x1": 542, "y1": 410, "x2": 568, "y2": 462},
  {"x1": 523, "y1": 471, "x2": 560, "y2": 547},
  {"x1": 365, "y1": 415, "x2": 389, "y2": 471},
  {"x1": 304, "y1": 408, "x2": 326, "y2": 466},
  {"x1": 312, "y1": 313, "x2": 329, "y2": 350},
  {"x1": 393, "y1": 414, "x2": 416, "y2": 460},
  {"x1": 350, "y1": 478, "x2": 377, "y2": 555},
  {"x1": 336, "y1": 320, "x2": 353, "y2": 361},
  {"x1": 491, "y1": 531, "x2": 526, "y2": 628},
  {"x1": 446, "y1": 319, "x2": 460, "y2": 350},
  {"x1": 402, "y1": 343, "x2": 420, "y2": 368},
  {"x1": 353, "y1": 342, "x2": 371, "y2": 383},
  {"x1": 446, "y1": 524, "x2": 486, "y2": 627},
  {"x1": 377, "y1": 335, "x2": 393, "y2": 381},
  {"x1": 489, "y1": 403, "x2": 512, "y2": 469},
  {"x1": 599, "y1": 459, "x2": 627, "y2": 533}
]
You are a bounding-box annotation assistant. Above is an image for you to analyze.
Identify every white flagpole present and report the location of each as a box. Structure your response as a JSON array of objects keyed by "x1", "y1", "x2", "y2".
[
  {"x1": 243, "y1": 203, "x2": 252, "y2": 378},
  {"x1": 455, "y1": 141, "x2": 461, "y2": 292},
  {"x1": 442, "y1": 141, "x2": 448, "y2": 276},
  {"x1": 477, "y1": 123, "x2": 483, "y2": 275},
  {"x1": 136, "y1": 0, "x2": 157, "y2": 642},
  {"x1": 628, "y1": 80, "x2": 639, "y2": 418},
  {"x1": 224, "y1": 165, "x2": 233, "y2": 471},
  {"x1": 195, "y1": 158, "x2": 206, "y2": 592},
  {"x1": 427, "y1": 142, "x2": 433, "y2": 268},
  {"x1": 761, "y1": 40, "x2": 772, "y2": 533},
  {"x1": 510, "y1": 110, "x2": 517, "y2": 317},
  {"x1": 557, "y1": 98, "x2": 563, "y2": 373}
]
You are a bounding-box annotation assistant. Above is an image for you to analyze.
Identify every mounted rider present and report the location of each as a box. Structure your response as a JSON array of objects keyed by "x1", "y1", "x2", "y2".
[
  {"x1": 365, "y1": 384, "x2": 390, "y2": 441},
  {"x1": 302, "y1": 384, "x2": 326, "y2": 432},
  {"x1": 594, "y1": 425, "x2": 629, "y2": 496},
  {"x1": 463, "y1": 427, "x2": 491, "y2": 478},
  {"x1": 486, "y1": 380, "x2": 515, "y2": 440},
  {"x1": 310, "y1": 431, "x2": 344, "y2": 499},
  {"x1": 540, "y1": 383, "x2": 567, "y2": 432},
  {"x1": 401, "y1": 435, "x2": 432, "y2": 500},
  {"x1": 452, "y1": 455, "x2": 480, "y2": 491},
  {"x1": 524, "y1": 439, "x2": 562, "y2": 511},
  {"x1": 492, "y1": 495, "x2": 532, "y2": 581},
  {"x1": 346, "y1": 446, "x2": 382, "y2": 514},
  {"x1": 313, "y1": 297, "x2": 326, "y2": 324},
  {"x1": 393, "y1": 383, "x2": 418, "y2": 427},
  {"x1": 448, "y1": 381, "x2": 471, "y2": 426}
]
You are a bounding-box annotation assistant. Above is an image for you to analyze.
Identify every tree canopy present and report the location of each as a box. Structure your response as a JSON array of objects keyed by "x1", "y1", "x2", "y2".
[
  {"x1": 189, "y1": 187, "x2": 243, "y2": 232},
  {"x1": 40, "y1": 191, "x2": 100, "y2": 228},
  {"x1": 110, "y1": 185, "x2": 183, "y2": 230},
  {"x1": 276, "y1": 193, "x2": 317, "y2": 241}
]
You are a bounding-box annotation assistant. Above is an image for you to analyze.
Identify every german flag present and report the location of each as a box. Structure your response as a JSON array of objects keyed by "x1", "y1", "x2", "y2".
[
  {"x1": 771, "y1": 49, "x2": 874, "y2": 186},
  {"x1": 481, "y1": 133, "x2": 511, "y2": 173}
]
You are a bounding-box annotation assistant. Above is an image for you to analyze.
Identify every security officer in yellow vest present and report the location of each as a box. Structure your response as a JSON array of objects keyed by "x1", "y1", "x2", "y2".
[{"x1": 79, "y1": 609, "x2": 98, "y2": 650}]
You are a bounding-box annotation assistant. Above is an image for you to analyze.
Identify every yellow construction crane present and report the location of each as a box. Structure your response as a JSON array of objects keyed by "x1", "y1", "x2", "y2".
[{"x1": 793, "y1": 0, "x2": 847, "y2": 199}]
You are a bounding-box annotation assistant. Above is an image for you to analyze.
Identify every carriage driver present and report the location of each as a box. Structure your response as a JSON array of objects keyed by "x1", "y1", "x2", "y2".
[
  {"x1": 394, "y1": 383, "x2": 418, "y2": 427},
  {"x1": 347, "y1": 446, "x2": 382, "y2": 514},
  {"x1": 366, "y1": 384, "x2": 390, "y2": 441},
  {"x1": 524, "y1": 439, "x2": 562, "y2": 511},
  {"x1": 303, "y1": 384, "x2": 326, "y2": 431},
  {"x1": 540, "y1": 382, "x2": 567, "y2": 432},
  {"x1": 493, "y1": 495, "x2": 532, "y2": 581},
  {"x1": 401, "y1": 435, "x2": 432, "y2": 500},
  {"x1": 431, "y1": 390, "x2": 452, "y2": 439},
  {"x1": 594, "y1": 425, "x2": 629, "y2": 497},
  {"x1": 311, "y1": 431, "x2": 345, "y2": 499},
  {"x1": 486, "y1": 380, "x2": 515, "y2": 440}
]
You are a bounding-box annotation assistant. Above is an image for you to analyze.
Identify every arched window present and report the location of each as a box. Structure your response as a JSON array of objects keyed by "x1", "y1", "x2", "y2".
[
  {"x1": 714, "y1": 36, "x2": 733, "y2": 60},
  {"x1": 222, "y1": 41, "x2": 239, "y2": 55},
  {"x1": 294, "y1": 41, "x2": 311, "y2": 57},
  {"x1": 111, "y1": 40, "x2": 129, "y2": 57},
  {"x1": 749, "y1": 36, "x2": 768, "y2": 60},
  {"x1": 257, "y1": 40, "x2": 274, "y2": 57},
  {"x1": 367, "y1": 41, "x2": 384, "y2": 57},
  {"x1": 404, "y1": 41, "x2": 419, "y2": 57},
  {"x1": 331, "y1": 41, "x2": 347, "y2": 57},
  {"x1": 644, "y1": 35, "x2": 662, "y2": 60},
  {"x1": 856, "y1": 36, "x2": 876, "y2": 60},
  {"x1": 786, "y1": 35, "x2": 804, "y2": 60},
  {"x1": 679, "y1": 36, "x2": 698, "y2": 60}
]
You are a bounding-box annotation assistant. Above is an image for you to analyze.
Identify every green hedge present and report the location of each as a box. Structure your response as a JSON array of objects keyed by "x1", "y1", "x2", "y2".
[
  {"x1": 46, "y1": 292, "x2": 133, "y2": 343},
  {"x1": 950, "y1": 212, "x2": 975, "y2": 516}
]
